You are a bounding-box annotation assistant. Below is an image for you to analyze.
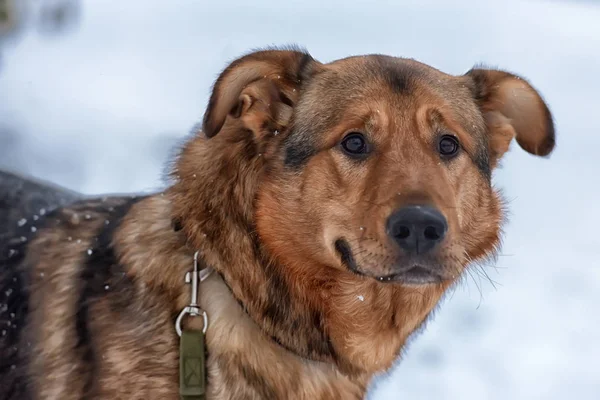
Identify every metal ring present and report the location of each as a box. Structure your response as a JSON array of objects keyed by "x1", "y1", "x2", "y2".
[{"x1": 175, "y1": 306, "x2": 208, "y2": 337}]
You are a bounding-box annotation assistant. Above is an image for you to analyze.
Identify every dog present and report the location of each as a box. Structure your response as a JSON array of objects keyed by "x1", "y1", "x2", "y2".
[{"x1": 0, "y1": 47, "x2": 555, "y2": 399}]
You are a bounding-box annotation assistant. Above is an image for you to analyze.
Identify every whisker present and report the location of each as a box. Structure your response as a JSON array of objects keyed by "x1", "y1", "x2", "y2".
[
  {"x1": 474, "y1": 264, "x2": 501, "y2": 290},
  {"x1": 467, "y1": 268, "x2": 484, "y2": 309}
]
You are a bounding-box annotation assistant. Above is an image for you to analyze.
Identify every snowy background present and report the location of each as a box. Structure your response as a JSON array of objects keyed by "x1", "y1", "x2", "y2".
[{"x1": 1, "y1": 0, "x2": 599, "y2": 398}]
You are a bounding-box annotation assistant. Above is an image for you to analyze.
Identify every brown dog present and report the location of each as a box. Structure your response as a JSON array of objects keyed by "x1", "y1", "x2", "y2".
[{"x1": 0, "y1": 47, "x2": 555, "y2": 399}]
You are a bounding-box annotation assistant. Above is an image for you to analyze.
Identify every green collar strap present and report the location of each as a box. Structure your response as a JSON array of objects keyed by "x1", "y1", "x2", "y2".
[
  {"x1": 175, "y1": 251, "x2": 213, "y2": 400},
  {"x1": 180, "y1": 329, "x2": 206, "y2": 400}
]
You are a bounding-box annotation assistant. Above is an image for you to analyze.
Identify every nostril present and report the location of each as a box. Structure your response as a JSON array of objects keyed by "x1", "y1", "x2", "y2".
[
  {"x1": 424, "y1": 226, "x2": 441, "y2": 241},
  {"x1": 396, "y1": 225, "x2": 410, "y2": 239}
]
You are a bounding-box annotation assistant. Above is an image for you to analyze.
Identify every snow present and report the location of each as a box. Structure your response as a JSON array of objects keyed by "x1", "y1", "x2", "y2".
[{"x1": 1, "y1": 0, "x2": 599, "y2": 399}]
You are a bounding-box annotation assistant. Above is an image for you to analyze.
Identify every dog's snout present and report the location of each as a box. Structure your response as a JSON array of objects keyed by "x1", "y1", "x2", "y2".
[{"x1": 386, "y1": 205, "x2": 447, "y2": 254}]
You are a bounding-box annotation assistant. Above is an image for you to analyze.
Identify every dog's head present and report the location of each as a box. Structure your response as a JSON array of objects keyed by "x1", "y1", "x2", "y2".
[{"x1": 198, "y1": 48, "x2": 554, "y2": 287}]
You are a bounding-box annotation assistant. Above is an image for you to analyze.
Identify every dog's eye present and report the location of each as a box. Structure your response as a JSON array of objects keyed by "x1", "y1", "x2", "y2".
[
  {"x1": 341, "y1": 133, "x2": 370, "y2": 157},
  {"x1": 438, "y1": 135, "x2": 460, "y2": 157}
]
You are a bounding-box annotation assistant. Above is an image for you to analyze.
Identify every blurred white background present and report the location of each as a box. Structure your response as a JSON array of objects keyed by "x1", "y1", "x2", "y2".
[{"x1": 1, "y1": 0, "x2": 599, "y2": 398}]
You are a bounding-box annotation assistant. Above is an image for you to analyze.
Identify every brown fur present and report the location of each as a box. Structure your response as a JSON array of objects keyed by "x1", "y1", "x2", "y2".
[{"x1": 0, "y1": 47, "x2": 555, "y2": 399}]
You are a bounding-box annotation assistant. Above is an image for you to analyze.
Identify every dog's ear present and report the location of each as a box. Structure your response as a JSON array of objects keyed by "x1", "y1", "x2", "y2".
[
  {"x1": 202, "y1": 49, "x2": 322, "y2": 138},
  {"x1": 466, "y1": 68, "x2": 556, "y2": 165}
]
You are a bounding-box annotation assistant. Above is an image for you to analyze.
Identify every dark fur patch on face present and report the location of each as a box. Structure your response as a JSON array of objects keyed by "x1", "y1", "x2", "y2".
[
  {"x1": 373, "y1": 56, "x2": 414, "y2": 94},
  {"x1": 335, "y1": 239, "x2": 361, "y2": 275},
  {"x1": 283, "y1": 136, "x2": 317, "y2": 169},
  {"x1": 75, "y1": 197, "x2": 142, "y2": 396},
  {"x1": 473, "y1": 144, "x2": 492, "y2": 180},
  {"x1": 349, "y1": 55, "x2": 417, "y2": 97},
  {"x1": 464, "y1": 69, "x2": 501, "y2": 178}
]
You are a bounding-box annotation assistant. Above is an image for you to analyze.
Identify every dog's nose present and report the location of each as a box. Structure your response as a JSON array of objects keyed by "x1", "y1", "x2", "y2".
[{"x1": 386, "y1": 205, "x2": 447, "y2": 254}]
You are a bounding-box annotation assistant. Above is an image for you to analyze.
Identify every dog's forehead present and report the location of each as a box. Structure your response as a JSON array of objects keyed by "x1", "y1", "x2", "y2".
[
  {"x1": 296, "y1": 54, "x2": 480, "y2": 132},
  {"x1": 318, "y1": 55, "x2": 465, "y2": 98},
  {"x1": 296, "y1": 54, "x2": 480, "y2": 130}
]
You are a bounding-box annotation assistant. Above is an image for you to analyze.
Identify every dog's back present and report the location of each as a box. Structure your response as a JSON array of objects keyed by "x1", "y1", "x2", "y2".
[
  {"x1": 0, "y1": 171, "x2": 81, "y2": 399},
  {"x1": 0, "y1": 171, "x2": 173, "y2": 399},
  {"x1": 0, "y1": 170, "x2": 80, "y2": 240}
]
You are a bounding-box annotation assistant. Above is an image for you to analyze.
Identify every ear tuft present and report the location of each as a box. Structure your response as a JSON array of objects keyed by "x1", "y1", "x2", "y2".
[{"x1": 467, "y1": 68, "x2": 556, "y2": 161}]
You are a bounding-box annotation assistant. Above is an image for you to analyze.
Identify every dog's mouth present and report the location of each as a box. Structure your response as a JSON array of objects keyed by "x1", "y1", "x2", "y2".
[
  {"x1": 373, "y1": 266, "x2": 444, "y2": 285},
  {"x1": 334, "y1": 238, "x2": 446, "y2": 285}
]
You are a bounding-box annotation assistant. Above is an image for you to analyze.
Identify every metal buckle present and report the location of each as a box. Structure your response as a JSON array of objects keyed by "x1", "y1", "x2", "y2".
[{"x1": 175, "y1": 251, "x2": 213, "y2": 337}]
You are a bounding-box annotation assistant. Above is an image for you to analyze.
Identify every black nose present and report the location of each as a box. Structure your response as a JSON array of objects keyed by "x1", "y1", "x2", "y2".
[{"x1": 386, "y1": 205, "x2": 448, "y2": 254}]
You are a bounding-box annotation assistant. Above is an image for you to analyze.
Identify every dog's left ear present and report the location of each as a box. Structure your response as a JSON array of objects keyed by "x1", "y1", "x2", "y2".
[
  {"x1": 466, "y1": 68, "x2": 556, "y2": 165},
  {"x1": 202, "y1": 49, "x2": 322, "y2": 138}
]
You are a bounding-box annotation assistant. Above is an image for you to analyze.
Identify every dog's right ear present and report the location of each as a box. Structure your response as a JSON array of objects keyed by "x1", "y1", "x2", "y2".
[{"x1": 202, "y1": 49, "x2": 322, "y2": 138}]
